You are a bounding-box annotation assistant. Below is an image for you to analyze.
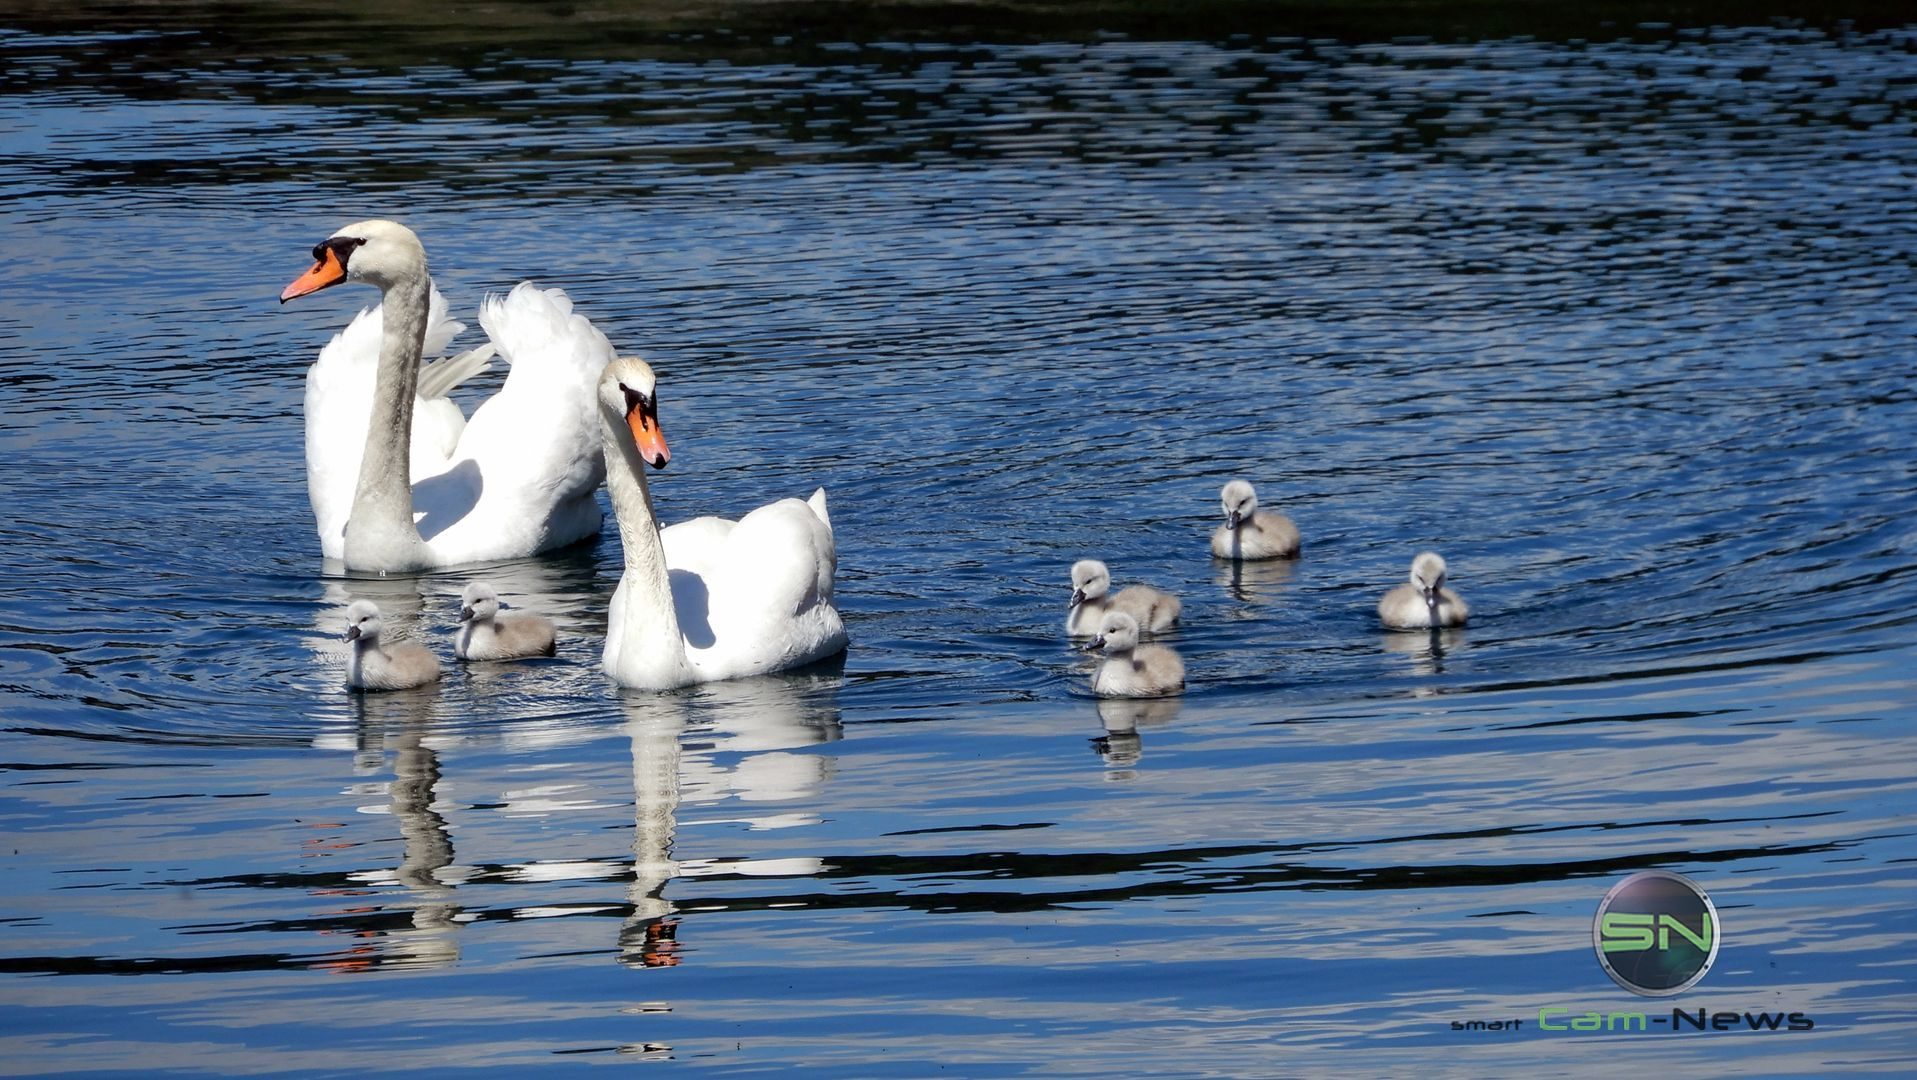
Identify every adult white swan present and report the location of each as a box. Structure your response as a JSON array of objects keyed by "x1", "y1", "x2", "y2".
[
  {"x1": 598, "y1": 356, "x2": 847, "y2": 689},
  {"x1": 281, "y1": 220, "x2": 608, "y2": 571}
]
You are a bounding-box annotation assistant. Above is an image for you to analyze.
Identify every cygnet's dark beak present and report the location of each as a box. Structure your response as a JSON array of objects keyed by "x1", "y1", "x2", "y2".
[
  {"x1": 343, "y1": 624, "x2": 361, "y2": 642},
  {"x1": 1227, "y1": 510, "x2": 1243, "y2": 530},
  {"x1": 458, "y1": 606, "x2": 474, "y2": 623},
  {"x1": 1070, "y1": 588, "x2": 1086, "y2": 607},
  {"x1": 1084, "y1": 635, "x2": 1107, "y2": 653}
]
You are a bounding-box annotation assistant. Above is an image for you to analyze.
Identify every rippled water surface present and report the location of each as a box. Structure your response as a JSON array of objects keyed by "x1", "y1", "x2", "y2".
[{"x1": 2, "y1": 2, "x2": 1915, "y2": 1073}]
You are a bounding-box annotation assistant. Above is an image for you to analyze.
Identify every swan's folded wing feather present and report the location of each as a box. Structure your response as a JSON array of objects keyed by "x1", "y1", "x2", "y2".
[
  {"x1": 711, "y1": 497, "x2": 839, "y2": 627},
  {"x1": 661, "y1": 515, "x2": 738, "y2": 580},
  {"x1": 460, "y1": 281, "x2": 611, "y2": 510}
]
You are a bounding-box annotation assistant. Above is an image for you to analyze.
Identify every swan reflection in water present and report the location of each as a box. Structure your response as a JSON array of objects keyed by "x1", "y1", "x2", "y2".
[
  {"x1": 1381, "y1": 626, "x2": 1467, "y2": 687},
  {"x1": 1092, "y1": 696, "x2": 1183, "y2": 776},
  {"x1": 305, "y1": 599, "x2": 842, "y2": 971},
  {"x1": 312, "y1": 691, "x2": 465, "y2": 973},
  {"x1": 621, "y1": 667, "x2": 844, "y2": 969}
]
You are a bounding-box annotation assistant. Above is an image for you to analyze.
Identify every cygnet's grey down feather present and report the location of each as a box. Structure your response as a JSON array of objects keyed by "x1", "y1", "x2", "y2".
[
  {"x1": 1378, "y1": 551, "x2": 1470, "y2": 629},
  {"x1": 1089, "y1": 611, "x2": 1186, "y2": 698},
  {"x1": 455, "y1": 581, "x2": 557, "y2": 661},
  {"x1": 1066, "y1": 559, "x2": 1181, "y2": 636},
  {"x1": 343, "y1": 599, "x2": 442, "y2": 690},
  {"x1": 1210, "y1": 479, "x2": 1300, "y2": 561}
]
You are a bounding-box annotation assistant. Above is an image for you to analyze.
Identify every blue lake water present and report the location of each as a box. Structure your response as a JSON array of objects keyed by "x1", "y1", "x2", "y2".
[{"x1": 2, "y1": 3, "x2": 1914, "y2": 1073}]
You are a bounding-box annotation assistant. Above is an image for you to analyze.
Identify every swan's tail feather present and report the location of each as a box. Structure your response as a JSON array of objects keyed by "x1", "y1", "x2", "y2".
[
  {"x1": 417, "y1": 342, "x2": 496, "y2": 401},
  {"x1": 807, "y1": 488, "x2": 831, "y2": 530}
]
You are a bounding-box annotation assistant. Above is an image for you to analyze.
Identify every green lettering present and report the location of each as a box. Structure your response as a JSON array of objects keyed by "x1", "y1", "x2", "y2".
[
  {"x1": 1539, "y1": 1007, "x2": 1568, "y2": 1031},
  {"x1": 1601, "y1": 912, "x2": 1655, "y2": 951},
  {"x1": 1571, "y1": 1012, "x2": 1601, "y2": 1031},
  {"x1": 1659, "y1": 912, "x2": 1713, "y2": 952},
  {"x1": 1608, "y1": 1012, "x2": 1647, "y2": 1031}
]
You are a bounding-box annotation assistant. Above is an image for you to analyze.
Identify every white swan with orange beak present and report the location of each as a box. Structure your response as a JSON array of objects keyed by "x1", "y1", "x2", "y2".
[
  {"x1": 597, "y1": 356, "x2": 847, "y2": 689},
  {"x1": 281, "y1": 220, "x2": 608, "y2": 570}
]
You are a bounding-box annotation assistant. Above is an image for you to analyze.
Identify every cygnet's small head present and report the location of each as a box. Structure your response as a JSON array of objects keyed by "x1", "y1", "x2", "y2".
[
  {"x1": 1409, "y1": 551, "x2": 1448, "y2": 605},
  {"x1": 1091, "y1": 611, "x2": 1141, "y2": 654},
  {"x1": 1220, "y1": 479, "x2": 1259, "y2": 530},
  {"x1": 598, "y1": 356, "x2": 671, "y2": 470},
  {"x1": 342, "y1": 599, "x2": 383, "y2": 643},
  {"x1": 459, "y1": 582, "x2": 500, "y2": 623},
  {"x1": 281, "y1": 220, "x2": 426, "y2": 302},
  {"x1": 1069, "y1": 559, "x2": 1111, "y2": 607}
]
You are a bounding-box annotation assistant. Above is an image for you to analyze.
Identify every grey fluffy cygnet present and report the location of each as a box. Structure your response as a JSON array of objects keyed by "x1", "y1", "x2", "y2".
[
  {"x1": 1089, "y1": 611, "x2": 1186, "y2": 698},
  {"x1": 1210, "y1": 480, "x2": 1300, "y2": 561},
  {"x1": 1066, "y1": 559, "x2": 1181, "y2": 637},
  {"x1": 1378, "y1": 551, "x2": 1470, "y2": 629},
  {"x1": 343, "y1": 600, "x2": 442, "y2": 691},
  {"x1": 455, "y1": 582, "x2": 557, "y2": 661}
]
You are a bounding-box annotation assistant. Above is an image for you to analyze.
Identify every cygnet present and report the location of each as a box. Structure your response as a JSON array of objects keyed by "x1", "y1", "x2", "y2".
[
  {"x1": 1210, "y1": 479, "x2": 1300, "y2": 561},
  {"x1": 455, "y1": 582, "x2": 557, "y2": 661},
  {"x1": 1378, "y1": 551, "x2": 1470, "y2": 629},
  {"x1": 1066, "y1": 559, "x2": 1181, "y2": 637},
  {"x1": 343, "y1": 600, "x2": 442, "y2": 691},
  {"x1": 1089, "y1": 611, "x2": 1186, "y2": 698}
]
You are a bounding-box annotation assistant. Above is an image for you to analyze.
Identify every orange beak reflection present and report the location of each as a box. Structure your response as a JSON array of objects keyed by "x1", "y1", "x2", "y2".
[
  {"x1": 627, "y1": 401, "x2": 670, "y2": 469},
  {"x1": 280, "y1": 246, "x2": 347, "y2": 303}
]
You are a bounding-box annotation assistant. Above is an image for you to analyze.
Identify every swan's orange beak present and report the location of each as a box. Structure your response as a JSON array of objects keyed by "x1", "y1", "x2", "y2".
[
  {"x1": 627, "y1": 400, "x2": 670, "y2": 469},
  {"x1": 280, "y1": 246, "x2": 347, "y2": 303}
]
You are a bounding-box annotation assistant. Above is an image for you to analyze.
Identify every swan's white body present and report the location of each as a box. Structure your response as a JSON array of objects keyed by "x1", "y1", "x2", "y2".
[
  {"x1": 288, "y1": 221, "x2": 608, "y2": 569},
  {"x1": 599, "y1": 357, "x2": 848, "y2": 689}
]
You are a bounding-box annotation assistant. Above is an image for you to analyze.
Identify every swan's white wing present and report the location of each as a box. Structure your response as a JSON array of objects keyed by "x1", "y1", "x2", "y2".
[
  {"x1": 693, "y1": 493, "x2": 844, "y2": 677},
  {"x1": 660, "y1": 515, "x2": 738, "y2": 581},
  {"x1": 303, "y1": 283, "x2": 472, "y2": 558},
  {"x1": 410, "y1": 282, "x2": 608, "y2": 558}
]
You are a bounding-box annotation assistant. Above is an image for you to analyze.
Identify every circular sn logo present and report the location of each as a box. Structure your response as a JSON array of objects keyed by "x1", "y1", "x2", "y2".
[{"x1": 1593, "y1": 870, "x2": 1721, "y2": 996}]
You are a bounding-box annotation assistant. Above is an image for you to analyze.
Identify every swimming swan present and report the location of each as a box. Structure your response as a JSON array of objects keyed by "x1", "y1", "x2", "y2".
[
  {"x1": 598, "y1": 356, "x2": 847, "y2": 689},
  {"x1": 283, "y1": 220, "x2": 609, "y2": 571},
  {"x1": 455, "y1": 582, "x2": 557, "y2": 661},
  {"x1": 1089, "y1": 611, "x2": 1185, "y2": 698},
  {"x1": 1378, "y1": 551, "x2": 1470, "y2": 629},
  {"x1": 1210, "y1": 480, "x2": 1300, "y2": 561},
  {"x1": 343, "y1": 599, "x2": 442, "y2": 690},
  {"x1": 1066, "y1": 559, "x2": 1181, "y2": 637}
]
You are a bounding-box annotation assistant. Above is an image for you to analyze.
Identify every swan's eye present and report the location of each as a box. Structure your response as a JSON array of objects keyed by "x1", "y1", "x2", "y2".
[{"x1": 313, "y1": 236, "x2": 367, "y2": 265}]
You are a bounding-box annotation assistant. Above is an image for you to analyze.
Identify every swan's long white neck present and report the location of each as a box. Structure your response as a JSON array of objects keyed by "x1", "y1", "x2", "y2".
[
  {"x1": 603, "y1": 404, "x2": 695, "y2": 688},
  {"x1": 344, "y1": 273, "x2": 431, "y2": 571}
]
